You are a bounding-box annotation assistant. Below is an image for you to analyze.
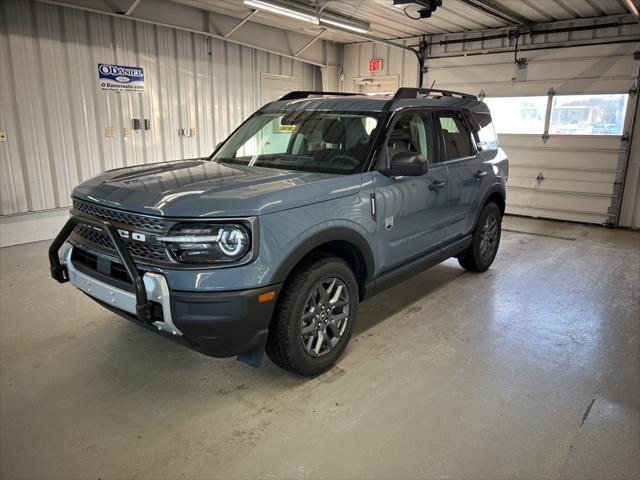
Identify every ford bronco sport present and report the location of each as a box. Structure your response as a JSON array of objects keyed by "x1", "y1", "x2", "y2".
[{"x1": 49, "y1": 88, "x2": 508, "y2": 376}]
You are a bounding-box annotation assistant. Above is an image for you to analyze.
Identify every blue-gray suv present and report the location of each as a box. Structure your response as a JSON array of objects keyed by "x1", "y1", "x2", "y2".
[{"x1": 49, "y1": 88, "x2": 508, "y2": 375}]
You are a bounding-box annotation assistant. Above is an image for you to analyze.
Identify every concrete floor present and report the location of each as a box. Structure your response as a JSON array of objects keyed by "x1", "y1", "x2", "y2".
[{"x1": 1, "y1": 216, "x2": 639, "y2": 479}]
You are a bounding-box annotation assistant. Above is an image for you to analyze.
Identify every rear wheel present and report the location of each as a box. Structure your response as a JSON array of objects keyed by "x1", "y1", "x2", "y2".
[
  {"x1": 458, "y1": 202, "x2": 502, "y2": 272},
  {"x1": 266, "y1": 255, "x2": 358, "y2": 376}
]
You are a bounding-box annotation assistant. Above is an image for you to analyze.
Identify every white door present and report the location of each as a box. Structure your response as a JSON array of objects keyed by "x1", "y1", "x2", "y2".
[{"x1": 261, "y1": 73, "x2": 302, "y2": 104}]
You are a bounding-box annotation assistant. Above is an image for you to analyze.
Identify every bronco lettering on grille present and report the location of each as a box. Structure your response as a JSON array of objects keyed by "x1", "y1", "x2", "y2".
[{"x1": 117, "y1": 229, "x2": 147, "y2": 242}]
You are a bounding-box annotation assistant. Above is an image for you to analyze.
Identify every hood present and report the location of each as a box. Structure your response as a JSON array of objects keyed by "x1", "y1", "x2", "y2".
[{"x1": 72, "y1": 159, "x2": 362, "y2": 217}]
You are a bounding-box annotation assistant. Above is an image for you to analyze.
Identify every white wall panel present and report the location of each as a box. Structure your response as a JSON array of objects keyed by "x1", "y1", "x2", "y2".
[{"x1": 0, "y1": 0, "x2": 319, "y2": 216}]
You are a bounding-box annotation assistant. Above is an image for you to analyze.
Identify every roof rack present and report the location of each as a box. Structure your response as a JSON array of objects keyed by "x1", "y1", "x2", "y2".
[
  {"x1": 392, "y1": 88, "x2": 477, "y2": 101},
  {"x1": 279, "y1": 91, "x2": 362, "y2": 101}
]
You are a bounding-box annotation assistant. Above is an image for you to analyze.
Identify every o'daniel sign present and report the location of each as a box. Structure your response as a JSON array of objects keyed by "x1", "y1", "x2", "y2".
[{"x1": 98, "y1": 63, "x2": 144, "y2": 93}]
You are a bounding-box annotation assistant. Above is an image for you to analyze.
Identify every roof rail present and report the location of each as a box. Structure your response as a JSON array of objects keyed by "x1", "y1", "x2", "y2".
[
  {"x1": 279, "y1": 91, "x2": 362, "y2": 101},
  {"x1": 392, "y1": 88, "x2": 477, "y2": 101}
]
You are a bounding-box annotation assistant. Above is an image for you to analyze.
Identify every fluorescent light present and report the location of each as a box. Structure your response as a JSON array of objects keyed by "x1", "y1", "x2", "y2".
[
  {"x1": 319, "y1": 17, "x2": 370, "y2": 34},
  {"x1": 319, "y1": 12, "x2": 370, "y2": 34},
  {"x1": 243, "y1": 0, "x2": 319, "y2": 25}
]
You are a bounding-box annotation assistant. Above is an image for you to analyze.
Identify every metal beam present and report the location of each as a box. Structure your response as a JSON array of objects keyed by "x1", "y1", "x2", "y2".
[
  {"x1": 622, "y1": 0, "x2": 640, "y2": 24},
  {"x1": 124, "y1": 0, "x2": 142, "y2": 16},
  {"x1": 295, "y1": 29, "x2": 325, "y2": 57},
  {"x1": 458, "y1": 0, "x2": 530, "y2": 25},
  {"x1": 35, "y1": 0, "x2": 328, "y2": 67},
  {"x1": 224, "y1": 9, "x2": 258, "y2": 38}
]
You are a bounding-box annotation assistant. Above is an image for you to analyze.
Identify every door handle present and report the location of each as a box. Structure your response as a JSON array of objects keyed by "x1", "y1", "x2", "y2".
[
  {"x1": 429, "y1": 180, "x2": 446, "y2": 191},
  {"x1": 474, "y1": 170, "x2": 487, "y2": 179}
]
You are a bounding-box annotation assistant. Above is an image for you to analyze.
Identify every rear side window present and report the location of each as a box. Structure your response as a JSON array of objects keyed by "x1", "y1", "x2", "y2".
[{"x1": 436, "y1": 111, "x2": 474, "y2": 160}]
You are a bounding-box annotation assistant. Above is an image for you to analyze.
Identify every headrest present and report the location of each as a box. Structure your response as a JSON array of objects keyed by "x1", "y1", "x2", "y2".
[
  {"x1": 389, "y1": 123, "x2": 412, "y2": 142},
  {"x1": 322, "y1": 119, "x2": 346, "y2": 144}
]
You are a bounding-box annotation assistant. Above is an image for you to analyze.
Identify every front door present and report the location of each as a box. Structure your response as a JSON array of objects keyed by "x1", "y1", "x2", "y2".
[{"x1": 372, "y1": 110, "x2": 452, "y2": 272}]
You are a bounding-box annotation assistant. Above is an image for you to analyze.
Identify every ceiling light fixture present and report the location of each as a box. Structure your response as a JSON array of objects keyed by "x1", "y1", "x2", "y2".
[
  {"x1": 319, "y1": 15, "x2": 371, "y2": 34},
  {"x1": 243, "y1": 0, "x2": 319, "y2": 25}
]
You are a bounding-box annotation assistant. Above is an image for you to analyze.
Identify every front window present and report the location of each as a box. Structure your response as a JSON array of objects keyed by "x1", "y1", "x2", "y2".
[{"x1": 213, "y1": 111, "x2": 382, "y2": 174}]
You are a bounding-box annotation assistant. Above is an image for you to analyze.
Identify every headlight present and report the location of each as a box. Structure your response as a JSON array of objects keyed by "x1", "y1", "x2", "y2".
[{"x1": 157, "y1": 223, "x2": 250, "y2": 264}]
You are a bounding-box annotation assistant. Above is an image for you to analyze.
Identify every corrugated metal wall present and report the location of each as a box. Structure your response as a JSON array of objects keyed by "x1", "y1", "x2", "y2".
[{"x1": 0, "y1": 0, "x2": 319, "y2": 216}]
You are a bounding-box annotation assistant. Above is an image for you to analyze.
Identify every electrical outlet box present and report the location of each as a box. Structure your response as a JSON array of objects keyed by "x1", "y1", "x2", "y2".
[
  {"x1": 123, "y1": 127, "x2": 131, "y2": 137},
  {"x1": 182, "y1": 128, "x2": 191, "y2": 137},
  {"x1": 132, "y1": 119, "x2": 141, "y2": 131},
  {"x1": 105, "y1": 127, "x2": 114, "y2": 138},
  {"x1": 190, "y1": 128, "x2": 197, "y2": 137},
  {"x1": 144, "y1": 119, "x2": 151, "y2": 130},
  {"x1": 0, "y1": 130, "x2": 7, "y2": 142}
]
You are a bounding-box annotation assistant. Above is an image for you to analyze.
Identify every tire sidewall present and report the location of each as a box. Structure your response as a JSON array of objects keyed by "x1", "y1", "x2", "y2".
[{"x1": 285, "y1": 259, "x2": 358, "y2": 375}]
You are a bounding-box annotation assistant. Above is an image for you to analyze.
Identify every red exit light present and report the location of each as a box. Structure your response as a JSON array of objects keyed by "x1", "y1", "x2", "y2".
[{"x1": 369, "y1": 58, "x2": 383, "y2": 72}]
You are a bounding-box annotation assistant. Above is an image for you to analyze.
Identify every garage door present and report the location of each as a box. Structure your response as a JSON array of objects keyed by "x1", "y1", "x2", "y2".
[{"x1": 427, "y1": 43, "x2": 637, "y2": 225}]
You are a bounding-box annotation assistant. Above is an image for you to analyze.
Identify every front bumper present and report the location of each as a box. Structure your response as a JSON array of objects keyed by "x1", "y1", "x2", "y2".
[{"x1": 50, "y1": 215, "x2": 280, "y2": 357}]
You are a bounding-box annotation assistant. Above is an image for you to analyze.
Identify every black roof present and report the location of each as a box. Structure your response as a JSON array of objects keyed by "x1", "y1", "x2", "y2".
[{"x1": 261, "y1": 88, "x2": 490, "y2": 115}]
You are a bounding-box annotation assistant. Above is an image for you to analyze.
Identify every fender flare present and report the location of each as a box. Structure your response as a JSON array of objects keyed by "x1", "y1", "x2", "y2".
[
  {"x1": 270, "y1": 227, "x2": 376, "y2": 286},
  {"x1": 472, "y1": 182, "x2": 506, "y2": 231}
]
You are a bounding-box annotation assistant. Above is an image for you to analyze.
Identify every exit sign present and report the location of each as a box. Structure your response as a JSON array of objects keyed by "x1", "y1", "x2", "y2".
[{"x1": 369, "y1": 58, "x2": 383, "y2": 72}]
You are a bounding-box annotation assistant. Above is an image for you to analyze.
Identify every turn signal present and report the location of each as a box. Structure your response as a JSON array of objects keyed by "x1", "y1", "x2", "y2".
[{"x1": 258, "y1": 290, "x2": 276, "y2": 303}]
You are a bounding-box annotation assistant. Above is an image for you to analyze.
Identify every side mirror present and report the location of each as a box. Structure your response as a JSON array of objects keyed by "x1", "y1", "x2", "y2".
[{"x1": 382, "y1": 152, "x2": 429, "y2": 177}]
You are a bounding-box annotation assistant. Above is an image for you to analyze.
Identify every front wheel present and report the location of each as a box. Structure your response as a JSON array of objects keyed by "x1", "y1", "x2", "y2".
[
  {"x1": 458, "y1": 202, "x2": 502, "y2": 272},
  {"x1": 266, "y1": 255, "x2": 358, "y2": 376}
]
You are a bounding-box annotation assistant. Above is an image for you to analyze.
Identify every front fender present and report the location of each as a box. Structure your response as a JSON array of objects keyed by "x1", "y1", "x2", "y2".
[{"x1": 270, "y1": 225, "x2": 376, "y2": 285}]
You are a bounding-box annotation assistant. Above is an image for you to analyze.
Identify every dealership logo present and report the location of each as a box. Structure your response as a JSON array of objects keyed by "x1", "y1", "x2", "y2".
[
  {"x1": 98, "y1": 64, "x2": 143, "y2": 82},
  {"x1": 98, "y1": 63, "x2": 145, "y2": 92}
]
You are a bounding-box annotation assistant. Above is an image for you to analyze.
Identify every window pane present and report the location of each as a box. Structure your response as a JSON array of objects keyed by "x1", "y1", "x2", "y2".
[
  {"x1": 549, "y1": 94, "x2": 628, "y2": 135},
  {"x1": 214, "y1": 112, "x2": 381, "y2": 174},
  {"x1": 439, "y1": 117, "x2": 459, "y2": 133},
  {"x1": 438, "y1": 112, "x2": 474, "y2": 160},
  {"x1": 470, "y1": 113, "x2": 498, "y2": 150},
  {"x1": 484, "y1": 96, "x2": 547, "y2": 134}
]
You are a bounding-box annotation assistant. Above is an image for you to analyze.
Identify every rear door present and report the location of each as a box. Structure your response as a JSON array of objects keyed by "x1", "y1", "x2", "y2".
[
  {"x1": 434, "y1": 110, "x2": 485, "y2": 238},
  {"x1": 372, "y1": 110, "x2": 451, "y2": 272}
]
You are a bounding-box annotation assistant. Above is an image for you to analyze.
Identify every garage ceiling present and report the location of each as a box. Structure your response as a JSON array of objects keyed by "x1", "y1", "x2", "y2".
[{"x1": 171, "y1": 0, "x2": 631, "y2": 43}]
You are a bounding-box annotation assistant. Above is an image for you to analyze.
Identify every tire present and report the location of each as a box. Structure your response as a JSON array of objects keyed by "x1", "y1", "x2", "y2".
[
  {"x1": 458, "y1": 202, "x2": 502, "y2": 272},
  {"x1": 266, "y1": 254, "x2": 358, "y2": 376}
]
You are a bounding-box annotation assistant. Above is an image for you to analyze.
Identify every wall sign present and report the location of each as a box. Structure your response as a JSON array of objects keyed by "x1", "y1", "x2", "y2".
[{"x1": 98, "y1": 63, "x2": 144, "y2": 93}]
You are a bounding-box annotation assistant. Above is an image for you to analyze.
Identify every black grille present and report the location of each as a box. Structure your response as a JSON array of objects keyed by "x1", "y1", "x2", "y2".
[
  {"x1": 72, "y1": 199, "x2": 171, "y2": 232},
  {"x1": 70, "y1": 198, "x2": 171, "y2": 264},
  {"x1": 72, "y1": 224, "x2": 167, "y2": 262},
  {"x1": 71, "y1": 247, "x2": 133, "y2": 289}
]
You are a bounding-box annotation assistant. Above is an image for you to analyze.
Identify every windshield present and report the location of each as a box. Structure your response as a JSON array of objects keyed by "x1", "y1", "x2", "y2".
[{"x1": 212, "y1": 111, "x2": 382, "y2": 174}]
